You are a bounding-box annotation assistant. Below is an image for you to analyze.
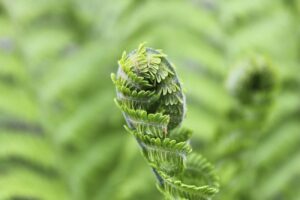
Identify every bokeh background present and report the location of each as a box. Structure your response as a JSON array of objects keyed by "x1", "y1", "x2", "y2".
[{"x1": 0, "y1": 0, "x2": 300, "y2": 200}]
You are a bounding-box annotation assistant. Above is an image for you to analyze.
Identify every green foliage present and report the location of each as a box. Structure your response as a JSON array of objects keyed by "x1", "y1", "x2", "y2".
[
  {"x1": 0, "y1": 0, "x2": 300, "y2": 200},
  {"x1": 111, "y1": 43, "x2": 219, "y2": 199}
]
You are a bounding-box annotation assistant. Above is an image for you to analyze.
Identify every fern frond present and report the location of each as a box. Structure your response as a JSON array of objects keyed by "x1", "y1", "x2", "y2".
[
  {"x1": 0, "y1": 168, "x2": 68, "y2": 200},
  {"x1": 158, "y1": 153, "x2": 219, "y2": 200},
  {"x1": 226, "y1": 55, "x2": 277, "y2": 106},
  {"x1": 112, "y1": 43, "x2": 219, "y2": 199}
]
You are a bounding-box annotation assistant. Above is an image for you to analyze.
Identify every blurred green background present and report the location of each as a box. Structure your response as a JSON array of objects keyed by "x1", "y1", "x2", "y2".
[{"x1": 0, "y1": 0, "x2": 300, "y2": 199}]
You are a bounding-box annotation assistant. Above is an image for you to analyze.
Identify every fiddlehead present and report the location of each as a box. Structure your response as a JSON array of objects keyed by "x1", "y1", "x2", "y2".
[
  {"x1": 215, "y1": 55, "x2": 278, "y2": 156},
  {"x1": 213, "y1": 55, "x2": 278, "y2": 200},
  {"x1": 225, "y1": 55, "x2": 278, "y2": 130},
  {"x1": 227, "y1": 55, "x2": 277, "y2": 107},
  {"x1": 111, "y1": 43, "x2": 219, "y2": 200}
]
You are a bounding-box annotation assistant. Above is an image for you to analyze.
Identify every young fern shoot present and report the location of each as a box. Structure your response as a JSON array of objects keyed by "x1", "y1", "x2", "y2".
[{"x1": 111, "y1": 43, "x2": 219, "y2": 200}]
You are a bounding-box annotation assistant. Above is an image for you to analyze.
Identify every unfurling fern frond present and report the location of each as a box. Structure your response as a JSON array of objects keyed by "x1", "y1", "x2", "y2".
[
  {"x1": 111, "y1": 43, "x2": 219, "y2": 200},
  {"x1": 215, "y1": 55, "x2": 278, "y2": 153},
  {"x1": 226, "y1": 55, "x2": 277, "y2": 106},
  {"x1": 225, "y1": 55, "x2": 278, "y2": 131},
  {"x1": 212, "y1": 55, "x2": 279, "y2": 200}
]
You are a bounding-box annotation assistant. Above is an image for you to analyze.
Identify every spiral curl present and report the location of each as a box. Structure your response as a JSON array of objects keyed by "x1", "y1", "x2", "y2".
[
  {"x1": 226, "y1": 55, "x2": 277, "y2": 106},
  {"x1": 111, "y1": 43, "x2": 219, "y2": 200}
]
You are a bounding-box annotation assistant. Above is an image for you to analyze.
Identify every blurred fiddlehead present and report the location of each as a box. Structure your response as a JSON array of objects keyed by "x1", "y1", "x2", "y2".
[
  {"x1": 214, "y1": 55, "x2": 278, "y2": 160},
  {"x1": 111, "y1": 43, "x2": 219, "y2": 200},
  {"x1": 226, "y1": 55, "x2": 277, "y2": 130},
  {"x1": 213, "y1": 55, "x2": 278, "y2": 200}
]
